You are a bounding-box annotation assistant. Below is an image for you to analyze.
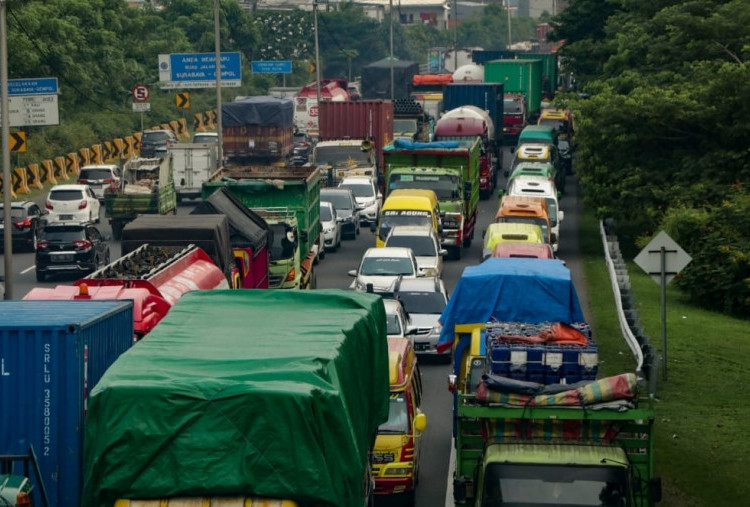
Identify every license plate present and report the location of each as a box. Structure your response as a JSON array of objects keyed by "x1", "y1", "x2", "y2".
[
  {"x1": 52, "y1": 254, "x2": 73, "y2": 262},
  {"x1": 59, "y1": 214, "x2": 74, "y2": 221},
  {"x1": 415, "y1": 343, "x2": 429, "y2": 351}
]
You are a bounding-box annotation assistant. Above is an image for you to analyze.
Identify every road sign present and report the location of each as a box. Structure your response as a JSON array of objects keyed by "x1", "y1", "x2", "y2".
[
  {"x1": 132, "y1": 102, "x2": 151, "y2": 112},
  {"x1": 3, "y1": 95, "x2": 60, "y2": 127},
  {"x1": 634, "y1": 230, "x2": 692, "y2": 285},
  {"x1": 132, "y1": 84, "x2": 150, "y2": 103},
  {"x1": 9, "y1": 132, "x2": 26, "y2": 153},
  {"x1": 8, "y1": 78, "x2": 58, "y2": 96},
  {"x1": 252, "y1": 60, "x2": 292, "y2": 74},
  {"x1": 176, "y1": 92, "x2": 190, "y2": 109},
  {"x1": 158, "y1": 52, "x2": 242, "y2": 89}
]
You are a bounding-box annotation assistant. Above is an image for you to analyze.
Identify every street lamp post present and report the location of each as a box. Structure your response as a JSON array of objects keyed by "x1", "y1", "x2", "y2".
[
  {"x1": 313, "y1": 0, "x2": 322, "y2": 106},
  {"x1": 389, "y1": 0, "x2": 394, "y2": 100},
  {"x1": 214, "y1": 0, "x2": 224, "y2": 165},
  {"x1": 1, "y1": 0, "x2": 13, "y2": 299}
]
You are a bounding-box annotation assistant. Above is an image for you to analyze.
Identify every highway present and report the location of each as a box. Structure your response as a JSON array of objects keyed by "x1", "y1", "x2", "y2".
[{"x1": 1, "y1": 147, "x2": 586, "y2": 506}]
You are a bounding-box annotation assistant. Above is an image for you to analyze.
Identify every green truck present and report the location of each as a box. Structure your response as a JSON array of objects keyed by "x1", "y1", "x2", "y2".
[
  {"x1": 383, "y1": 138, "x2": 481, "y2": 260},
  {"x1": 103, "y1": 155, "x2": 177, "y2": 240},
  {"x1": 81, "y1": 289, "x2": 390, "y2": 507},
  {"x1": 202, "y1": 165, "x2": 321, "y2": 289},
  {"x1": 484, "y1": 59, "x2": 544, "y2": 123}
]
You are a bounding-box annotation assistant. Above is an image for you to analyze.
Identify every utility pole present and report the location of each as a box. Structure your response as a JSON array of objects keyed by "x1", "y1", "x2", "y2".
[
  {"x1": 214, "y1": 0, "x2": 224, "y2": 165},
  {"x1": 506, "y1": 0, "x2": 512, "y2": 50},
  {"x1": 314, "y1": 0, "x2": 322, "y2": 106},
  {"x1": 453, "y1": 0, "x2": 458, "y2": 72},
  {"x1": 389, "y1": 0, "x2": 394, "y2": 100},
  {"x1": 1, "y1": 0, "x2": 13, "y2": 299}
]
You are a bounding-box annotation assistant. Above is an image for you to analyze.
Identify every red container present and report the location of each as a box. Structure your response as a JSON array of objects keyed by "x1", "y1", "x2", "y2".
[{"x1": 318, "y1": 100, "x2": 395, "y2": 176}]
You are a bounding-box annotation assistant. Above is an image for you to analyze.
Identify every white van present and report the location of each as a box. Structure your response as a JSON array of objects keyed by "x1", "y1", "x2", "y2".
[{"x1": 506, "y1": 175, "x2": 564, "y2": 251}]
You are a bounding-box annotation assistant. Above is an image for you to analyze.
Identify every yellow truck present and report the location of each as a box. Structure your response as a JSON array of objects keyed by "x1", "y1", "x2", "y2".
[
  {"x1": 374, "y1": 189, "x2": 441, "y2": 248},
  {"x1": 481, "y1": 222, "x2": 544, "y2": 261}
]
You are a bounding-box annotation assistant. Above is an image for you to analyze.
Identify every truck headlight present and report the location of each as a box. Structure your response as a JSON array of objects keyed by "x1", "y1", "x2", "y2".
[{"x1": 384, "y1": 467, "x2": 412, "y2": 476}]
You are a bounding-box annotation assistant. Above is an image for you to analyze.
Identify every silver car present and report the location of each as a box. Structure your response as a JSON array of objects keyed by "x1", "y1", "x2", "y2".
[
  {"x1": 392, "y1": 276, "x2": 449, "y2": 358},
  {"x1": 384, "y1": 225, "x2": 447, "y2": 277},
  {"x1": 320, "y1": 201, "x2": 341, "y2": 252},
  {"x1": 347, "y1": 247, "x2": 422, "y2": 293}
]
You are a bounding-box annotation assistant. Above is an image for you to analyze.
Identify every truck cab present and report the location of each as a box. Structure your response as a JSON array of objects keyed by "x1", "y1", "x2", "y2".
[
  {"x1": 253, "y1": 208, "x2": 303, "y2": 289},
  {"x1": 312, "y1": 139, "x2": 377, "y2": 186},
  {"x1": 372, "y1": 337, "x2": 427, "y2": 503},
  {"x1": 375, "y1": 189, "x2": 441, "y2": 248},
  {"x1": 502, "y1": 93, "x2": 527, "y2": 140}
]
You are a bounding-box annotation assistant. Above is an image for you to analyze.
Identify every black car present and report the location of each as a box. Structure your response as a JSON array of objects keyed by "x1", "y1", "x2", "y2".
[
  {"x1": 291, "y1": 132, "x2": 314, "y2": 166},
  {"x1": 0, "y1": 201, "x2": 49, "y2": 252},
  {"x1": 140, "y1": 129, "x2": 178, "y2": 158},
  {"x1": 35, "y1": 223, "x2": 110, "y2": 282}
]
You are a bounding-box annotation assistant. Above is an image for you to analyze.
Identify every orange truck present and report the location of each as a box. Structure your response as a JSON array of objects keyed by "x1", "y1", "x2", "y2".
[{"x1": 495, "y1": 194, "x2": 555, "y2": 249}]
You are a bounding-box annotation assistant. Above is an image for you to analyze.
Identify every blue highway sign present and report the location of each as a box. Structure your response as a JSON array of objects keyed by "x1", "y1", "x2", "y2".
[
  {"x1": 252, "y1": 60, "x2": 293, "y2": 74},
  {"x1": 168, "y1": 52, "x2": 242, "y2": 82},
  {"x1": 9, "y1": 78, "x2": 59, "y2": 96}
]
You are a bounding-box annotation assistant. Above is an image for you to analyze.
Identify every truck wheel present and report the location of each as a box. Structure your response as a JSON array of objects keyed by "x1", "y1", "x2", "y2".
[
  {"x1": 463, "y1": 232, "x2": 473, "y2": 248},
  {"x1": 112, "y1": 222, "x2": 124, "y2": 240},
  {"x1": 451, "y1": 245, "x2": 462, "y2": 261},
  {"x1": 309, "y1": 270, "x2": 317, "y2": 289}
]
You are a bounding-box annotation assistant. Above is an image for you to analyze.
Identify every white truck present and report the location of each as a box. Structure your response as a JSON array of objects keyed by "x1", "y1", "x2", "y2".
[{"x1": 169, "y1": 143, "x2": 220, "y2": 202}]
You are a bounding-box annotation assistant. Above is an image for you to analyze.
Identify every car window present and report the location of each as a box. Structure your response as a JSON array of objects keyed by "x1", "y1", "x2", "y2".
[
  {"x1": 29, "y1": 204, "x2": 41, "y2": 215},
  {"x1": 49, "y1": 189, "x2": 84, "y2": 201},
  {"x1": 192, "y1": 134, "x2": 217, "y2": 143},
  {"x1": 396, "y1": 291, "x2": 447, "y2": 314},
  {"x1": 143, "y1": 131, "x2": 169, "y2": 142},
  {"x1": 385, "y1": 312, "x2": 403, "y2": 336},
  {"x1": 80, "y1": 168, "x2": 117, "y2": 180},
  {"x1": 41, "y1": 227, "x2": 84, "y2": 242},
  {"x1": 340, "y1": 183, "x2": 374, "y2": 198},
  {"x1": 9, "y1": 208, "x2": 25, "y2": 219},
  {"x1": 87, "y1": 227, "x2": 101, "y2": 241},
  {"x1": 320, "y1": 204, "x2": 333, "y2": 222},
  {"x1": 386, "y1": 235, "x2": 437, "y2": 256}
]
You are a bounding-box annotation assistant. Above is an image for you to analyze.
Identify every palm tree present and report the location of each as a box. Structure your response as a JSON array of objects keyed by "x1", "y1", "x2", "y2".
[{"x1": 339, "y1": 48, "x2": 359, "y2": 82}]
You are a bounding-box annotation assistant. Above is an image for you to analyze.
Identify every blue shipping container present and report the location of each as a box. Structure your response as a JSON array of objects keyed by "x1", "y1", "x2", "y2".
[
  {"x1": 0, "y1": 300, "x2": 134, "y2": 507},
  {"x1": 441, "y1": 83, "x2": 505, "y2": 147}
]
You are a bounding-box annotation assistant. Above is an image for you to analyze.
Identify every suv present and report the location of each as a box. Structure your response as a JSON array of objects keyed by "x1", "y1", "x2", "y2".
[
  {"x1": 338, "y1": 175, "x2": 382, "y2": 225},
  {"x1": 45, "y1": 184, "x2": 101, "y2": 224},
  {"x1": 77, "y1": 164, "x2": 121, "y2": 201},
  {"x1": 140, "y1": 129, "x2": 178, "y2": 158},
  {"x1": 392, "y1": 276, "x2": 449, "y2": 357},
  {"x1": 0, "y1": 201, "x2": 48, "y2": 252},
  {"x1": 35, "y1": 222, "x2": 110, "y2": 282},
  {"x1": 321, "y1": 187, "x2": 360, "y2": 239}
]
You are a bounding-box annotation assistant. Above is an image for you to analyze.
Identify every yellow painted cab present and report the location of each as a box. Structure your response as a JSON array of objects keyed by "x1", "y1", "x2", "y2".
[
  {"x1": 481, "y1": 222, "x2": 544, "y2": 261},
  {"x1": 374, "y1": 189, "x2": 441, "y2": 247},
  {"x1": 372, "y1": 337, "x2": 427, "y2": 502},
  {"x1": 495, "y1": 195, "x2": 555, "y2": 247}
]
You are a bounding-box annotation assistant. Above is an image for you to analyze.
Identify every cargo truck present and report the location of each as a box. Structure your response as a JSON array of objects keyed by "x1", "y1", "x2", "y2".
[
  {"x1": 316, "y1": 100, "x2": 394, "y2": 190},
  {"x1": 222, "y1": 96, "x2": 294, "y2": 163},
  {"x1": 437, "y1": 258, "x2": 661, "y2": 506},
  {"x1": 393, "y1": 97, "x2": 433, "y2": 143},
  {"x1": 383, "y1": 138, "x2": 480, "y2": 260},
  {"x1": 526, "y1": 52, "x2": 559, "y2": 100},
  {"x1": 81, "y1": 289, "x2": 390, "y2": 507},
  {"x1": 169, "y1": 142, "x2": 220, "y2": 202},
  {"x1": 0, "y1": 301, "x2": 134, "y2": 507},
  {"x1": 203, "y1": 165, "x2": 322, "y2": 289},
  {"x1": 484, "y1": 59, "x2": 543, "y2": 126},
  {"x1": 103, "y1": 155, "x2": 177, "y2": 240}
]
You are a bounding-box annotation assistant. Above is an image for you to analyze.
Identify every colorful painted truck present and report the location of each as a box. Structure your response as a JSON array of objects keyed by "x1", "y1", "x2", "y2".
[
  {"x1": 437, "y1": 258, "x2": 661, "y2": 506},
  {"x1": 81, "y1": 289, "x2": 390, "y2": 507},
  {"x1": 222, "y1": 96, "x2": 294, "y2": 163},
  {"x1": 203, "y1": 165, "x2": 322, "y2": 289},
  {"x1": 103, "y1": 155, "x2": 177, "y2": 240},
  {"x1": 383, "y1": 138, "x2": 481, "y2": 260}
]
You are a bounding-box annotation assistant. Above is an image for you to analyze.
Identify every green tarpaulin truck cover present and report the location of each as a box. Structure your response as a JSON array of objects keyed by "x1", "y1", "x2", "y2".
[{"x1": 82, "y1": 289, "x2": 390, "y2": 507}]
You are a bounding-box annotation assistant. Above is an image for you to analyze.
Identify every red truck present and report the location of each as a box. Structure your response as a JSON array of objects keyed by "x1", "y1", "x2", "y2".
[
  {"x1": 433, "y1": 112, "x2": 497, "y2": 199},
  {"x1": 23, "y1": 244, "x2": 227, "y2": 339},
  {"x1": 316, "y1": 100, "x2": 394, "y2": 190},
  {"x1": 503, "y1": 92, "x2": 528, "y2": 139}
]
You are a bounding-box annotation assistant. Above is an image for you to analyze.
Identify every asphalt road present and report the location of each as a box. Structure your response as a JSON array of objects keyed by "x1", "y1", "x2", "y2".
[{"x1": 1, "y1": 147, "x2": 586, "y2": 506}]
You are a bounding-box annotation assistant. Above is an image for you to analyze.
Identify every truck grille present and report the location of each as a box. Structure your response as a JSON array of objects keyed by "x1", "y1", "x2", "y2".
[{"x1": 268, "y1": 273, "x2": 285, "y2": 288}]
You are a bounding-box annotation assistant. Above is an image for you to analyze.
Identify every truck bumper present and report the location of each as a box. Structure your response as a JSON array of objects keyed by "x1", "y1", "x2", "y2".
[
  {"x1": 374, "y1": 476, "x2": 415, "y2": 496},
  {"x1": 441, "y1": 228, "x2": 461, "y2": 247}
]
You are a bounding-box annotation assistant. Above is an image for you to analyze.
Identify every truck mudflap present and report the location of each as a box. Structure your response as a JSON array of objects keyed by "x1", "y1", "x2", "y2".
[
  {"x1": 300, "y1": 252, "x2": 316, "y2": 289},
  {"x1": 114, "y1": 498, "x2": 299, "y2": 506}
]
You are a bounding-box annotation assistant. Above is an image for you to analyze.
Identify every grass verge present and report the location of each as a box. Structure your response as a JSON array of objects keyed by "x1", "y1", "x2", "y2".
[{"x1": 580, "y1": 207, "x2": 750, "y2": 506}]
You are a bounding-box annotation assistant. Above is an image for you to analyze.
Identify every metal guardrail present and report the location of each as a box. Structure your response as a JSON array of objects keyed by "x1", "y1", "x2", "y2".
[{"x1": 599, "y1": 219, "x2": 659, "y2": 396}]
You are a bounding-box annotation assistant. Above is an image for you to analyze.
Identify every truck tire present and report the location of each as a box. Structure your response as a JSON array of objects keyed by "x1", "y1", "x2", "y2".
[
  {"x1": 112, "y1": 222, "x2": 124, "y2": 240},
  {"x1": 450, "y1": 245, "x2": 462, "y2": 261},
  {"x1": 309, "y1": 270, "x2": 317, "y2": 289},
  {"x1": 463, "y1": 230, "x2": 473, "y2": 248}
]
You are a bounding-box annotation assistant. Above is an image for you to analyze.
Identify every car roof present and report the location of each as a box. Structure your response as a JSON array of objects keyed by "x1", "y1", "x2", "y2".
[
  {"x1": 49, "y1": 184, "x2": 89, "y2": 191},
  {"x1": 509, "y1": 175, "x2": 557, "y2": 193},
  {"x1": 2, "y1": 200, "x2": 33, "y2": 209},
  {"x1": 80, "y1": 164, "x2": 118, "y2": 170},
  {"x1": 492, "y1": 242, "x2": 554, "y2": 258},
  {"x1": 383, "y1": 298, "x2": 405, "y2": 312},
  {"x1": 386, "y1": 225, "x2": 436, "y2": 236},
  {"x1": 395, "y1": 276, "x2": 445, "y2": 293},
  {"x1": 363, "y1": 246, "x2": 414, "y2": 258},
  {"x1": 321, "y1": 187, "x2": 353, "y2": 195}
]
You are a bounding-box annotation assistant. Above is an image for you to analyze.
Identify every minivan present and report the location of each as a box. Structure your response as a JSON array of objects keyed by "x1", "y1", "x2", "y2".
[
  {"x1": 320, "y1": 187, "x2": 360, "y2": 239},
  {"x1": 375, "y1": 189, "x2": 441, "y2": 248}
]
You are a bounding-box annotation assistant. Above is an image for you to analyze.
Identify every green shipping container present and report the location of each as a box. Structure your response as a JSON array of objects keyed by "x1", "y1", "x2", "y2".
[
  {"x1": 82, "y1": 290, "x2": 390, "y2": 507},
  {"x1": 484, "y1": 59, "x2": 543, "y2": 118},
  {"x1": 526, "y1": 53, "x2": 558, "y2": 99}
]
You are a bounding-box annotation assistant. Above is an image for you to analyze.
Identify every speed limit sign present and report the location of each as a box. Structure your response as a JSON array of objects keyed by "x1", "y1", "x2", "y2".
[{"x1": 132, "y1": 84, "x2": 150, "y2": 103}]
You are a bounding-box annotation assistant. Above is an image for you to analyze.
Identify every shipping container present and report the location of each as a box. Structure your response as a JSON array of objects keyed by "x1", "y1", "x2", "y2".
[
  {"x1": 442, "y1": 83, "x2": 505, "y2": 148},
  {"x1": 0, "y1": 300, "x2": 135, "y2": 507},
  {"x1": 526, "y1": 52, "x2": 559, "y2": 99},
  {"x1": 484, "y1": 59, "x2": 543, "y2": 120},
  {"x1": 318, "y1": 100, "x2": 395, "y2": 175}
]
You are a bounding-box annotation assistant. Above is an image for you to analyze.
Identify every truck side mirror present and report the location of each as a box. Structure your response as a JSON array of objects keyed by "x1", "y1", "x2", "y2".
[
  {"x1": 300, "y1": 230, "x2": 309, "y2": 243},
  {"x1": 558, "y1": 210, "x2": 564, "y2": 223},
  {"x1": 370, "y1": 222, "x2": 377, "y2": 233},
  {"x1": 413, "y1": 412, "x2": 427, "y2": 433}
]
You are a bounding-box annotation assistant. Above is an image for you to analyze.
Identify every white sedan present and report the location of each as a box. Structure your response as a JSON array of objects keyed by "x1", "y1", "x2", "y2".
[{"x1": 348, "y1": 247, "x2": 422, "y2": 292}]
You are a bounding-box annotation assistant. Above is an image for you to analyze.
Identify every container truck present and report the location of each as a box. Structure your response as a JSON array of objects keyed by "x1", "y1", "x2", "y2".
[
  {"x1": 393, "y1": 97, "x2": 433, "y2": 143},
  {"x1": 81, "y1": 289, "x2": 390, "y2": 507},
  {"x1": 484, "y1": 59, "x2": 543, "y2": 125},
  {"x1": 0, "y1": 300, "x2": 134, "y2": 507},
  {"x1": 293, "y1": 78, "x2": 349, "y2": 138},
  {"x1": 203, "y1": 165, "x2": 322, "y2": 289},
  {"x1": 437, "y1": 258, "x2": 661, "y2": 506},
  {"x1": 441, "y1": 83, "x2": 504, "y2": 161},
  {"x1": 383, "y1": 138, "x2": 480, "y2": 260},
  {"x1": 316, "y1": 100, "x2": 394, "y2": 189},
  {"x1": 526, "y1": 52, "x2": 559, "y2": 99},
  {"x1": 222, "y1": 96, "x2": 294, "y2": 163},
  {"x1": 169, "y1": 142, "x2": 220, "y2": 202},
  {"x1": 103, "y1": 155, "x2": 177, "y2": 240}
]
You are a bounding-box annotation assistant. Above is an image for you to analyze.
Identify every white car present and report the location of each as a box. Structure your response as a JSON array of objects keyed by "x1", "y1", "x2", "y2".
[
  {"x1": 320, "y1": 201, "x2": 341, "y2": 252},
  {"x1": 338, "y1": 175, "x2": 382, "y2": 224},
  {"x1": 76, "y1": 164, "x2": 121, "y2": 201},
  {"x1": 192, "y1": 131, "x2": 218, "y2": 144},
  {"x1": 45, "y1": 184, "x2": 100, "y2": 224},
  {"x1": 383, "y1": 298, "x2": 414, "y2": 339},
  {"x1": 392, "y1": 276, "x2": 449, "y2": 356},
  {"x1": 348, "y1": 247, "x2": 422, "y2": 292},
  {"x1": 384, "y1": 225, "x2": 447, "y2": 277}
]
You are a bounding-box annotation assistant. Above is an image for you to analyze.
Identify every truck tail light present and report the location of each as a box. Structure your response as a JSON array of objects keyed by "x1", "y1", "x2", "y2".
[
  {"x1": 285, "y1": 267, "x2": 296, "y2": 282},
  {"x1": 73, "y1": 240, "x2": 92, "y2": 250},
  {"x1": 78, "y1": 200, "x2": 88, "y2": 210}
]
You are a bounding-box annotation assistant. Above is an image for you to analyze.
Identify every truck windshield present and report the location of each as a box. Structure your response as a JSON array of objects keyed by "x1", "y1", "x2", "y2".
[
  {"x1": 496, "y1": 217, "x2": 549, "y2": 240},
  {"x1": 394, "y1": 119, "x2": 418, "y2": 132},
  {"x1": 379, "y1": 393, "x2": 409, "y2": 433},
  {"x1": 503, "y1": 99, "x2": 524, "y2": 115},
  {"x1": 315, "y1": 146, "x2": 371, "y2": 167},
  {"x1": 388, "y1": 174, "x2": 460, "y2": 200},
  {"x1": 482, "y1": 463, "x2": 628, "y2": 506},
  {"x1": 268, "y1": 223, "x2": 296, "y2": 261}
]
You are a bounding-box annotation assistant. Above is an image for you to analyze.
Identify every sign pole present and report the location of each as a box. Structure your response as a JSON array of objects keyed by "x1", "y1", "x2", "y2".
[
  {"x1": 1, "y1": 0, "x2": 14, "y2": 299},
  {"x1": 214, "y1": 0, "x2": 224, "y2": 165},
  {"x1": 660, "y1": 246, "x2": 668, "y2": 380}
]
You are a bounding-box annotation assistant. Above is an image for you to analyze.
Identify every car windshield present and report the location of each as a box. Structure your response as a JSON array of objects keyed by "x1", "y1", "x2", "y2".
[
  {"x1": 396, "y1": 291, "x2": 446, "y2": 314},
  {"x1": 320, "y1": 205, "x2": 333, "y2": 221},
  {"x1": 41, "y1": 228, "x2": 84, "y2": 242},
  {"x1": 504, "y1": 99, "x2": 524, "y2": 114},
  {"x1": 192, "y1": 134, "x2": 216, "y2": 143},
  {"x1": 315, "y1": 146, "x2": 371, "y2": 166},
  {"x1": 385, "y1": 311, "x2": 403, "y2": 336},
  {"x1": 388, "y1": 174, "x2": 459, "y2": 200},
  {"x1": 379, "y1": 394, "x2": 409, "y2": 433},
  {"x1": 321, "y1": 192, "x2": 353, "y2": 211},
  {"x1": 49, "y1": 189, "x2": 84, "y2": 201},
  {"x1": 379, "y1": 212, "x2": 433, "y2": 241},
  {"x1": 80, "y1": 169, "x2": 115, "y2": 180},
  {"x1": 268, "y1": 223, "x2": 296, "y2": 261},
  {"x1": 386, "y1": 235, "x2": 437, "y2": 256},
  {"x1": 339, "y1": 183, "x2": 374, "y2": 198},
  {"x1": 359, "y1": 256, "x2": 414, "y2": 276}
]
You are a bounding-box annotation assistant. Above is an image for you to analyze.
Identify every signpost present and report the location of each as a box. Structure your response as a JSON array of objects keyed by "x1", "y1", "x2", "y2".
[
  {"x1": 634, "y1": 230, "x2": 692, "y2": 380},
  {"x1": 132, "y1": 84, "x2": 151, "y2": 132},
  {"x1": 158, "y1": 52, "x2": 242, "y2": 89},
  {"x1": 3, "y1": 78, "x2": 60, "y2": 127},
  {"x1": 251, "y1": 60, "x2": 293, "y2": 74}
]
